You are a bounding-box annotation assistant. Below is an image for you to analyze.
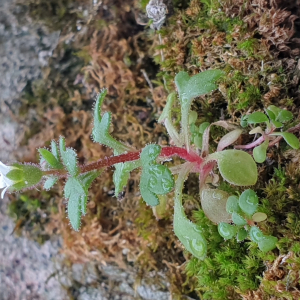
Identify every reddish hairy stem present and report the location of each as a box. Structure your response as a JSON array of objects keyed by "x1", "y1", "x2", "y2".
[
  {"x1": 235, "y1": 135, "x2": 265, "y2": 150},
  {"x1": 44, "y1": 146, "x2": 203, "y2": 177}
]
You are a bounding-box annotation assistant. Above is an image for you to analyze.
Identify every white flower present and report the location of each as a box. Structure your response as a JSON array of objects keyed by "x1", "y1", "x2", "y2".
[{"x1": 0, "y1": 162, "x2": 16, "y2": 199}]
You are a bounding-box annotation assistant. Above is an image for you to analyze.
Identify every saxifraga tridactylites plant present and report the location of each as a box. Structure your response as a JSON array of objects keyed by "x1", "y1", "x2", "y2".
[{"x1": 1, "y1": 69, "x2": 299, "y2": 259}]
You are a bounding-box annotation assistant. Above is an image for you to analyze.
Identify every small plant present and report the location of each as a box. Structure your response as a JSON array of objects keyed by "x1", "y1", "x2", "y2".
[
  {"x1": 237, "y1": 106, "x2": 300, "y2": 163},
  {"x1": 218, "y1": 189, "x2": 277, "y2": 252},
  {"x1": 1, "y1": 70, "x2": 298, "y2": 259}
]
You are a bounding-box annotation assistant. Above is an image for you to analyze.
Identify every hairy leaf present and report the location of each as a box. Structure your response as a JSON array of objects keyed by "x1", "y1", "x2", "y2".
[
  {"x1": 44, "y1": 176, "x2": 58, "y2": 190},
  {"x1": 92, "y1": 89, "x2": 130, "y2": 153},
  {"x1": 38, "y1": 148, "x2": 63, "y2": 169},
  {"x1": 237, "y1": 228, "x2": 248, "y2": 242},
  {"x1": 232, "y1": 212, "x2": 247, "y2": 226},
  {"x1": 249, "y1": 226, "x2": 264, "y2": 243},
  {"x1": 207, "y1": 150, "x2": 258, "y2": 186},
  {"x1": 175, "y1": 70, "x2": 223, "y2": 104},
  {"x1": 59, "y1": 137, "x2": 79, "y2": 177},
  {"x1": 217, "y1": 129, "x2": 242, "y2": 151},
  {"x1": 174, "y1": 165, "x2": 207, "y2": 260},
  {"x1": 226, "y1": 195, "x2": 240, "y2": 214},
  {"x1": 64, "y1": 177, "x2": 87, "y2": 230}
]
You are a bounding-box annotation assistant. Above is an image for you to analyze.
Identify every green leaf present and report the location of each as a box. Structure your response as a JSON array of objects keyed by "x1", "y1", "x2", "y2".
[
  {"x1": 207, "y1": 150, "x2": 258, "y2": 186},
  {"x1": 199, "y1": 122, "x2": 210, "y2": 134},
  {"x1": 240, "y1": 115, "x2": 248, "y2": 128},
  {"x1": 64, "y1": 177, "x2": 87, "y2": 230},
  {"x1": 140, "y1": 145, "x2": 174, "y2": 206},
  {"x1": 270, "y1": 132, "x2": 300, "y2": 149},
  {"x1": 51, "y1": 140, "x2": 60, "y2": 162},
  {"x1": 232, "y1": 212, "x2": 247, "y2": 226},
  {"x1": 174, "y1": 166, "x2": 207, "y2": 260},
  {"x1": 38, "y1": 148, "x2": 63, "y2": 169},
  {"x1": 113, "y1": 161, "x2": 140, "y2": 197},
  {"x1": 226, "y1": 195, "x2": 240, "y2": 213},
  {"x1": 218, "y1": 223, "x2": 237, "y2": 240},
  {"x1": 267, "y1": 105, "x2": 281, "y2": 119},
  {"x1": 271, "y1": 120, "x2": 283, "y2": 128},
  {"x1": 92, "y1": 89, "x2": 129, "y2": 153},
  {"x1": 265, "y1": 109, "x2": 276, "y2": 121},
  {"x1": 252, "y1": 212, "x2": 267, "y2": 222},
  {"x1": 277, "y1": 110, "x2": 293, "y2": 123},
  {"x1": 258, "y1": 236, "x2": 278, "y2": 252},
  {"x1": 59, "y1": 137, "x2": 79, "y2": 177},
  {"x1": 237, "y1": 228, "x2": 248, "y2": 242},
  {"x1": 6, "y1": 169, "x2": 24, "y2": 181},
  {"x1": 239, "y1": 189, "x2": 259, "y2": 216},
  {"x1": 200, "y1": 189, "x2": 231, "y2": 224},
  {"x1": 44, "y1": 176, "x2": 58, "y2": 190},
  {"x1": 253, "y1": 139, "x2": 269, "y2": 163},
  {"x1": 78, "y1": 170, "x2": 102, "y2": 215},
  {"x1": 249, "y1": 226, "x2": 264, "y2": 243},
  {"x1": 175, "y1": 70, "x2": 223, "y2": 104},
  {"x1": 246, "y1": 112, "x2": 269, "y2": 124}
]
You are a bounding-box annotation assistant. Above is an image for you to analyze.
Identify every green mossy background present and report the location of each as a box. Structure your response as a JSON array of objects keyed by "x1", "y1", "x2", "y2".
[{"x1": 8, "y1": 0, "x2": 300, "y2": 299}]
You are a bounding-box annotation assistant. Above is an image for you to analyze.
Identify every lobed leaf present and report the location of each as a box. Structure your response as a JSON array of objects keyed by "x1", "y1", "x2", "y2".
[
  {"x1": 92, "y1": 89, "x2": 130, "y2": 153},
  {"x1": 175, "y1": 70, "x2": 223, "y2": 104}
]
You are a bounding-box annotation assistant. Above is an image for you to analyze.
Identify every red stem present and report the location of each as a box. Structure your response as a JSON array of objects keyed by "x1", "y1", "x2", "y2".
[{"x1": 44, "y1": 146, "x2": 204, "y2": 177}]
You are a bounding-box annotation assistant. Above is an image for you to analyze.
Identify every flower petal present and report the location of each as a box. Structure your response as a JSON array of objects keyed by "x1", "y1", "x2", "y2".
[
  {"x1": 0, "y1": 161, "x2": 11, "y2": 176},
  {"x1": 0, "y1": 175, "x2": 7, "y2": 188},
  {"x1": 1, "y1": 186, "x2": 9, "y2": 199}
]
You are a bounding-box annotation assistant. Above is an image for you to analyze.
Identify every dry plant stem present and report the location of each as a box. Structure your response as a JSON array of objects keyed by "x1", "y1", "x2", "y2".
[{"x1": 43, "y1": 146, "x2": 203, "y2": 178}]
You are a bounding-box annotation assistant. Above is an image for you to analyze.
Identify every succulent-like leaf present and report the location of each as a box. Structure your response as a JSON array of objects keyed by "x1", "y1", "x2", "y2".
[
  {"x1": 270, "y1": 132, "x2": 300, "y2": 149},
  {"x1": 247, "y1": 112, "x2": 269, "y2": 124},
  {"x1": 239, "y1": 189, "x2": 258, "y2": 216},
  {"x1": 249, "y1": 226, "x2": 264, "y2": 243},
  {"x1": 232, "y1": 212, "x2": 247, "y2": 226},
  {"x1": 226, "y1": 195, "x2": 240, "y2": 214},
  {"x1": 174, "y1": 165, "x2": 207, "y2": 260},
  {"x1": 200, "y1": 189, "x2": 231, "y2": 223},
  {"x1": 237, "y1": 228, "x2": 248, "y2": 242},
  {"x1": 252, "y1": 212, "x2": 267, "y2": 222},
  {"x1": 207, "y1": 150, "x2": 258, "y2": 186},
  {"x1": 218, "y1": 222, "x2": 237, "y2": 239},
  {"x1": 258, "y1": 236, "x2": 278, "y2": 252},
  {"x1": 253, "y1": 139, "x2": 269, "y2": 163},
  {"x1": 140, "y1": 145, "x2": 174, "y2": 206},
  {"x1": 59, "y1": 137, "x2": 79, "y2": 177}
]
